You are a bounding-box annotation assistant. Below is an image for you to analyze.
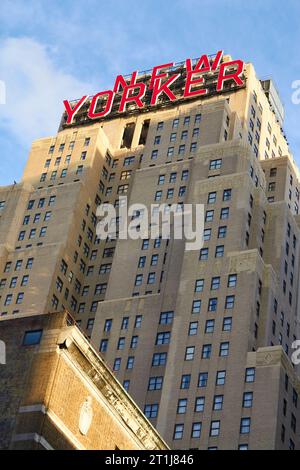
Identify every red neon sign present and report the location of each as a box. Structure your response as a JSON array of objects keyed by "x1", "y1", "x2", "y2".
[{"x1": 63, "y1": 51, "x2": 245, "y2": 125}]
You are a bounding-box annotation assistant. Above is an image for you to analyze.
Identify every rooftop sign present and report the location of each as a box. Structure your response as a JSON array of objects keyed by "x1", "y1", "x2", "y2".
[{"x1": 62, "y1": 51, "x2": 245, "y2": 126}]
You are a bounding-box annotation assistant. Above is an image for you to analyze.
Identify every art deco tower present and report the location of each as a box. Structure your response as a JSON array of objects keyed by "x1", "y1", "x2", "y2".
[{"x1": 0, "y1": 54, "x2": 300, "y2": 449}]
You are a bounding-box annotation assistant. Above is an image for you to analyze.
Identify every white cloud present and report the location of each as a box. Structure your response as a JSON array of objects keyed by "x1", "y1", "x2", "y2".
[{"x1": 0, "y1": 37, "x2": 95, "y2": 145}]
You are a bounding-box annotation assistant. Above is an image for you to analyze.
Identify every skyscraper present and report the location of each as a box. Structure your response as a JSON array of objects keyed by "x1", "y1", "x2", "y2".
[{"x1": 0, "y1": 52, "x2": 300, "y2": 449}]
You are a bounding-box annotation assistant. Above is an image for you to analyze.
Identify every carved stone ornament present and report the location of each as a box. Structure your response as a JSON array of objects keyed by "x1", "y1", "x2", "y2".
[{"x1": 79, "y1": 396, "x2": 93, "y2": 435}]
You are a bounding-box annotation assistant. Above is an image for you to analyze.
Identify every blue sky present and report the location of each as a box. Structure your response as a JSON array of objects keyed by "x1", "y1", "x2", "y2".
[{"x1": 0, "y1": 0, "x2": 300, "y2": 185}]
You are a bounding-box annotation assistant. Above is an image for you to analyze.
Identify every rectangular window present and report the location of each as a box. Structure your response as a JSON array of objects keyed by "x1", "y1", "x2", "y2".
[
  {"x1": 180, "y1": 374, "x2": 191, "y2": 389},
  {"x1": 152, "y1": 352, "x2": 167, "y2": 366},
  {"x1": 198, "y1": 372, "x2": 208, "y2": 388},
  {"x1": 195, "y1": 397, "x2": 205, "y2": 412},
  {"x1": 213, "y1": 395, "x2": 224, "y2": 411},
  {"x1": 23, "y1": 329, "x2": 43, "y2": 346},
  {"x1": 177, "y1": 398, "x2": 187, "y2": 414},
  {"x1": 209, "y1": 159, "x2": 222, "y2": 170},
  {"x1": 240, "y1": 418, "x2": 251, "y2": 434},
  {"x1": 245, "y1": 368, "x2": 255, "y2": 383},
  {"x1": 210, "y1": 421, "x2": 220, "y2": 437},
  {"x1": 191, "y1": 422, "x2": 202, "y2": 438}
]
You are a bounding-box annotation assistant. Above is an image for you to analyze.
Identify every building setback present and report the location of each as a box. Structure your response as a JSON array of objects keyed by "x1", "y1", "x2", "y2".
[{"x1": 0, "y1": 54, "x2": 300, "y2": 449}]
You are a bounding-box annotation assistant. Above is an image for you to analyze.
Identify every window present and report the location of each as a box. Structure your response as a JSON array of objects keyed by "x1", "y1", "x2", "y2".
[
  {"x1": 202, "y1": 344, "x2": 212, "y2": 359},
  {"x1": 213, "y1": 395, "x2": 224, "y2": 411},
  {"x1": 228, "y1": 274, "x2": 237, "y2": 287},
  {"x1": 210, "y1": 421, "x2": 220, "y2": 437},
  {"x1": 181, "y1": 169, "x2": 189, "y2": 181},
  {"x1": 198, "y1": 372, "x2": 208, "y2": 388},
  {"x1": 223, "y1": 189, "x2": 232, "y2": 201},
  {"x1": 220, "y1": 207, "x2": 229, "y2": 219},
  {"x1": 167, "y1": 147, "x2": 174, "y2": 158},
  {"x1": 173, "y1": 424, "x2": 184, "y2": 440},
  {"x1": 123, "y1": 380, "x2": 130, "y2": 391},
  {"x1": 152, "y1": 352, "x2": 167, "y2": 366},
  {"x1": 209, "y1": 159, "x2": 222, "y2": 170},
  {"x1": 144, "y1": 404, "x2": 159, "y2": 419},
  {"x1": 27, "y1": 200, "x2": 35, "y2": 210},
  {"x1": 130, "y1": 336, "x2": 138, "y2": 349},
  {"x1": 18, "y1": 231, "x2": 25, "y2": 241},
  {"x1": 151, "y1": 254, "x2": 159, "y2": 266},
  {"x1": 76, "y1": 165, "x2": 83, "y2": 175},
  {"x1": 10, "y1": 277, "x2": 17, "y2": 288},
  {"x1": 178, "y1": 144, "x2": 185, "y2": 155},
  {"x1": 185, "y1": 346, "x2": 195, "y2": 361},
  {"x1": 240, "y1": 418, "x2": 251, "y2": 434},
  {"x1": 205, "y1": 210, "x2": 214, "y2": 222},
  {"x1": 159, "y1": 311, "x2": 174, "y2": 325},
  {"x1": 190, "y1": 142, "x2": 197, "y2": 152},
  {"x1": 121, "y1": 317, "x2": 129, "y2": 330},
  {"x1": 148, "y1": 376, "x2": 163, "y2": 390},
  {"x1": 172, "y1": 118, "x2": 179, "y2": 129},
  {"x1": 225, "y1": 295, "x2": 235, "y2": 309},
  {"x1": 243, "y1": 392, "x2": 253, "y2": 408},
  {"x1": 113, "y1": 358, "x2": 121, "y2": 371},
  {"x1": 100, "y1": 339, "x2": 108, "y2": 352},
  {"x1": 39, "y1": 227, "x2": 47, "y2": 237},
  {"x1": 177, "y1": 398, "x2": 187, "y2": 414},
  {"x1": 23, "y1": 329, "x2": 43, "y2": 346},
  {"x1": 44, "y1": 211, "x2": 52, "y2": 221},
  {"x1": 126, "y1": 356, "x2": 134, "y2": 369},
  {"x1": 158, "y1": 174, "x2": 165, "y2": 185},
  {"x1": 104, "y1": 319, "x2": 112, "y2": 332},
  {"x1": 199, "y1": 248, "x2": 209, "y2": 260},
  {"x1": 205, "y1": 319, "x2": 215, "y2": 334},
  {"x1": 204, "y1": 228, "x2": 211, "y2": 241},
  {"x1": 222, "y1": 317, "x2": 232, "y2": 332},
  {"x1": 181, "y1": 374, "x2": 191, "y2": 389},
  {"x1": 49, "y1": 196, "x2": 56, "y2": 206},
  {"x1": 195, "y1": 397, "x2": 205, "y2": 412},
  {"x1": 192, "y1": 300, "x2": 201, "y2": 314},
  {"x1": 156, "y1": 332, "x2": 171, "y2": 345},
  {"x1": 123, "y1": 156, "x2": 135, "y2": 166},
  {"x1": 219, "y1": 342, "x2": 229, "y2": 357},
  {"x1": 211, "y1": 277, "x2": 220, "y2": 290},
  {"x1": 291, "y1": 413, "x2": 297, "y2": 433},
  {"x1": 151, "y1": 150, "x2": 158, "y2": 160},
  {"x1": 189, "y1": 321, "x2": 198, "y2": 336},
  {"x1": 195, "y1": 113, "x2": 201, "y2": 123},
  {"x1": 208, "y1": 192, "x2": 217, "y2": 204},
  {"x1": 4, "y1": 294, "x2": 12, "y2": 305},
  {"x1": 134, "y1": 315, "x2": 142, "y2": 328},
  {"x1": 157, "y1": 121, "x2": 164, "y2": 131},
  {"x1": 215, "y1": 245, "x2": 224, "y2": 257},
  {"x1": 26, "y1": 258, "x2": 34, "y2": 269},
  {"x1": 15, "y1": 260, "x2": 22, "y2": 271},
  {"x1": 208, "y1": 298, "x2": 218, "y2": 312},
  {"x1": 191, "y1": 422, "x2": 202, "y2": 438},
  {"x1": 218, "y1": 226, "x2": 227, "y2": 238},
  {"x1": 135, "y1": 274, "x2": 143, "y2": 286},
  {"x1": 216, "y1": 370, "x2": 226, "y2": 386},
  {"x1": 245, "y1": 368, "x2": 255, "y2": 383}
]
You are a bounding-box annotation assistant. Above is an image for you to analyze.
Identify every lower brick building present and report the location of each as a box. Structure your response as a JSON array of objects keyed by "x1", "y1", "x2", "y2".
[{"x1": 0, "y1": 311, "x2": 168, "y2": 450}]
